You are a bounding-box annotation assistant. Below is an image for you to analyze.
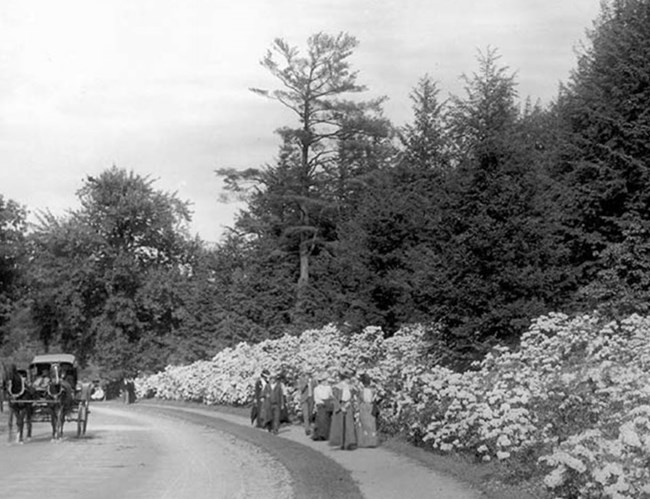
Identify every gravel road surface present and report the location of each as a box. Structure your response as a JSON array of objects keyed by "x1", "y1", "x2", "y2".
[
  {"x1": 0, "y1": 402, "x2": 483, "y2": 498},
  {"x1": 139, "y1": 403, "x2": 483, "y2": 499},
  {"x1": 0, "y1": 404, "x2": 294, "y2": 499}
]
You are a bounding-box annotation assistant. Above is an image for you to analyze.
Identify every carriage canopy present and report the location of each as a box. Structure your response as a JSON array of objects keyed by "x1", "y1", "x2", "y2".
[{"x1": 30, "y1": 353, "x2": 77, "y2": 370}]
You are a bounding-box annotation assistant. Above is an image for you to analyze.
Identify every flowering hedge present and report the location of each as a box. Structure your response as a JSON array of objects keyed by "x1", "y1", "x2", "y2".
[
  {"x1": 136, "y1": 324, "x2": 429, "y2": 414},
  {"x1": 136, "y1": 313, "x2": 650, "y2": 499}
]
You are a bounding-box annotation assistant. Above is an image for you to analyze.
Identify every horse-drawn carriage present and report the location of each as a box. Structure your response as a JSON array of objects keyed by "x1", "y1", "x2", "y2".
[{"x1": 3, "y1": 353, "x2": 91, "y2": 442}]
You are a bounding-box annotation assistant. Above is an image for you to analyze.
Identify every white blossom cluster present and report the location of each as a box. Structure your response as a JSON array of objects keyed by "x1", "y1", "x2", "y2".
[
  {"x1": 135, "y1": 323, "x2": 429, "y2": 414},
  {"x1": 135, "y1": 313, "x2": 650, "y2": 498},
  {"x1": 386, "y1": 313, "x2": 650, "y2": 498}
]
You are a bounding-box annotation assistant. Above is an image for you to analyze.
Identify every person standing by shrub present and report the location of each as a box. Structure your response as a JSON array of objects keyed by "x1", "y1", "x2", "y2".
[
  {"x1": 252, "y1": 368, "x2": 270, "y2": 428},
  {"x1": 266, "y1": 372, "x2": 285, "y2": 434},
  {"x1": 329, "y1": 368, "x2": 358, "y2": 450},
  {"x1": 122, "y1": 376, "x2": 136, "y2": 404},
  {"x1": 356, "y1": 373, "x2": 379, "y2": 447},
  {"x1": 279, "y1": 370, "x2": 291, "y2": 425},
  {"x1": 297, "y1": 368, "x2": 314, "y2": 435},
  {"x1": 311, "y1": 372, "x2": 333, "y2": 441}
]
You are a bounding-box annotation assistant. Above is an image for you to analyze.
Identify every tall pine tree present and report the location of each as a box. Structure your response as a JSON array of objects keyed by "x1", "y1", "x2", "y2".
[{"x1": 218, "y1": 32, "x2": 390, "y2": 325}]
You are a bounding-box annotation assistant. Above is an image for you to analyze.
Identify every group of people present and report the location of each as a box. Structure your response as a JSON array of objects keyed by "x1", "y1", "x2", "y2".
[
  {"x1": 252, "y1": 366, "x2": 379, "y2": 450},
  {"x1": 30, "y1": 364, "x2": 75, "y2": 391},
  {"x1": 250, "y1": 369, "x2": 290, "y2": 434},
  {"x1": 301, "y1": 367, "x2": 379, "y2": 450}
]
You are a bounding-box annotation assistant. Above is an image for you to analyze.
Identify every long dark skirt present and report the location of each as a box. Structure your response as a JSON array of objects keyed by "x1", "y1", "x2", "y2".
[
  {"x1": 312, "y1": 404, "x2": 332, "y2": 441},
  {"x1": 254, "y1": 399, "x2": 267, "y2": 428},
  {"x1": 329, "y1": 409, "x2": 357, "y2": 450}
]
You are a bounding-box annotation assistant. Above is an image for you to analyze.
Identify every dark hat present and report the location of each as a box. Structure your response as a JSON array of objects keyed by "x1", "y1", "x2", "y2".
[{"x1": 261, "y1": 369, "x2": 270, "y2": 377}]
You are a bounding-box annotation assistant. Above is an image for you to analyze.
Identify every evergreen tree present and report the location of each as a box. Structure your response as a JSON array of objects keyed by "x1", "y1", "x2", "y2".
[
  {"x1": 400, "y1": 74, "x2": 448, "y2": 172},
  {"x1": 333, "y1": 75, "x2": 448, "y2": 332},
  {"x1": 422, "y1": 50, "x2": 563, "y2": 364},
  {"x1": 218, "y1": 32, "x2": 390, "y2": 325},
  {"x1": 447, "y1": 47, "x2": 519, "y2": 169},
  {"x1": 555, "y1": 0, "x2": 650, "y2": 315}
]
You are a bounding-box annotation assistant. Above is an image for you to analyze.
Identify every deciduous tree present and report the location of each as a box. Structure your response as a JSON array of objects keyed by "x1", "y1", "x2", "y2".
[
  {"x1": 0, "y1": 195, "x2": 27, "y2": 346},
  {"x1": 28, "y1": 167, "x2": 196, "y2": 372}
]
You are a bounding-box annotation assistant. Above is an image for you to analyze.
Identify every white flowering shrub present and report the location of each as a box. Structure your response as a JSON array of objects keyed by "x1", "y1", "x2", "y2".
[
  {"x1": 135, "y1": 324, "x2": 428, "y2": 412},
  {"x1": 135, "y1": 313, "x2": 650, "y2": 498}
]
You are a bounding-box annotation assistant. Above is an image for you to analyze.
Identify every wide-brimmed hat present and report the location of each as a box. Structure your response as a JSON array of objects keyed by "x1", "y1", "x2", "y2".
[{"x1": 261, "y1": 369, "x2": 270, "y2": 377}]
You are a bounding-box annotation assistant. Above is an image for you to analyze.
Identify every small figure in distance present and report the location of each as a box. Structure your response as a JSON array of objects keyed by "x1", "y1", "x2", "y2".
[
  {"x1": 297, "y1": 368, "x2": 314, "y2": 436},
  {"x1": 252, "y1": 368, "x2": 270, "y2": 428}
]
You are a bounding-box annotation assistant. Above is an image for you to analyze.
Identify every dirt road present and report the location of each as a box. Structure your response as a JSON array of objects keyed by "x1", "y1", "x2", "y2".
[
  {"x1": 0, "y1": 403, "x2": 483, "y2": 498},
  {"x1": 0, "y1": 404, "x2": 296, "y2": 498}
]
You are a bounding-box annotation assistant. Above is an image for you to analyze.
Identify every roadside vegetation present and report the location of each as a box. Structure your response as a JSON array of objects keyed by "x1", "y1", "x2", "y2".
[
  {"x1": 136, "y1": 314, "x2": 650, "y2": 498},
  {"x1": 2, "y1": 2, "x2": 650, "y2": 497}
]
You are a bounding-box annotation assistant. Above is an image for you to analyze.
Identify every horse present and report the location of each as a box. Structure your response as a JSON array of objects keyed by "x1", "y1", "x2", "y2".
[
  {"x1": 5, "y1": 363, "x2": 33, "y2": 443},
  {"x1": 46, "y1": 362, "x2": 74, "y2": 440}
]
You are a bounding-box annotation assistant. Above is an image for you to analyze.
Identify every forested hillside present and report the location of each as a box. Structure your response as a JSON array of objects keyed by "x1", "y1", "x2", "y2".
[{"x1": 2, "y1": 0, "x2": 650, "y2": 378}]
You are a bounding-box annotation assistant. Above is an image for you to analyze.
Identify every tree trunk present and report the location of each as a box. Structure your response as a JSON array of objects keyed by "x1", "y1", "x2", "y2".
[
  {"x1": 298, "y1": 241, "x2": 310, "y2": 291},
  {"x1": 296, "y1": 236, "x2": 310, "y2": 313}
]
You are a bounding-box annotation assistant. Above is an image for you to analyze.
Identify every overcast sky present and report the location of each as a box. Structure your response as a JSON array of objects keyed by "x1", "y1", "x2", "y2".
[{"x1": 0, "y1": 0, "x2": 602, "y2": 243}]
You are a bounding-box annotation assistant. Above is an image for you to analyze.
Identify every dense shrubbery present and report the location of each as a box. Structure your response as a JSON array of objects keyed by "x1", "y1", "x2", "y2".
[
  {"x1": 136, "y1": 324, "x2": 429, "y2": 414},
  {"x1": 137, "y1": 313, "x2": 650, "y2": 498}
]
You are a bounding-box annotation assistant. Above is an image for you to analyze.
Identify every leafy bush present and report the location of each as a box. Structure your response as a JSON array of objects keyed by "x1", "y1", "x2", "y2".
[{"x1": 137, "y1": 313, "x2": 650, "y2": 498}]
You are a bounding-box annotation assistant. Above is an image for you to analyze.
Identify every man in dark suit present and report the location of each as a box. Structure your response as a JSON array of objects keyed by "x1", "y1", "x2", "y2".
[
  {"x1": 252, "y1": 368, "x2": 270, "y2": 428},
  {"x1": 266, "y1": 372, "x2": 285, "y2": 434}
]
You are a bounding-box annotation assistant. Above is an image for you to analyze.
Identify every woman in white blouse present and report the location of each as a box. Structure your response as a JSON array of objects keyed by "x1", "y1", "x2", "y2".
[{"x1": 311, "y1": 372, "x2": 333, "y2": 441}]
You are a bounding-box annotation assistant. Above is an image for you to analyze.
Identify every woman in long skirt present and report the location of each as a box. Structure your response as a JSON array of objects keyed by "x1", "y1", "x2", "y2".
[
  {"x1": 329, "y1": 369, "x2": 357, "y2": 450},
  {"x1": 356, "y1": 373, "x2": 379, "y2": 447},
  {"x1": 311, "y1": 373, "x2": 333, "y2": 441}
]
